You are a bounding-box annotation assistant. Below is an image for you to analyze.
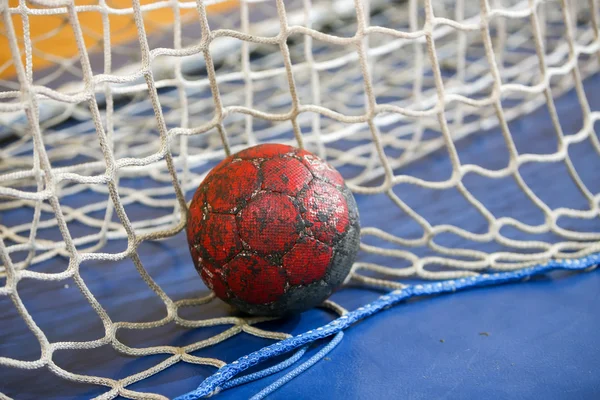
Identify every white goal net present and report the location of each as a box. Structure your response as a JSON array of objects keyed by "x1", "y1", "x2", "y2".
[{"x1": 1, "y1": 0, "x2": 599, "y2": 398}]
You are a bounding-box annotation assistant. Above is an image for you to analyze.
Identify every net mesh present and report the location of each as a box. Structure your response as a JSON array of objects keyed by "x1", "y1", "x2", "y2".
[{"x1": 1, "y1": 0, "x2": 600, "y2": 398}]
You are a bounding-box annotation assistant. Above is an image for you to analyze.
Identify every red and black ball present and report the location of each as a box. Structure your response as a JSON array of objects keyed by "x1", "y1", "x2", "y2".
[{"x1": 186, "y1": 143, "x2": 360, "y2": 316}]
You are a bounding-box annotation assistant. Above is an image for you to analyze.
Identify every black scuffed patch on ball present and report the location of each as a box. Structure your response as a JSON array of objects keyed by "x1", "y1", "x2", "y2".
[
  {"x1": 227, "y1": 280, "x2": 332, "y2": 317},
  {"x1": 326, "y1": 225, "x2": 360, "y2": 288},
  {"x1": 326, "y1": 184, "x2": 360, "y2": 288},
  {"x1": 341, "y1": 185, "x2": 360, "y2": 226}
]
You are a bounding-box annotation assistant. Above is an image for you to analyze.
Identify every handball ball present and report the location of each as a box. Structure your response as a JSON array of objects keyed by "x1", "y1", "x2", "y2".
[{"x1": 186, "y1": 144, "x2": 360, "y2": 316}]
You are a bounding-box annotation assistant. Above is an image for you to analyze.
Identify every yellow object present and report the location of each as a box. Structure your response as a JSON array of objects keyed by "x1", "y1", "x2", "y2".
[{"x1": 0, "y1": 0, "x2": 237, "y2": 79}]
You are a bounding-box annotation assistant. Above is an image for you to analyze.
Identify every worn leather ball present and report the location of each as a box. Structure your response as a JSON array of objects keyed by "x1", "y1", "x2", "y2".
[{"x1": 186, "y1": 143, "x2": 360, "y2": 316}]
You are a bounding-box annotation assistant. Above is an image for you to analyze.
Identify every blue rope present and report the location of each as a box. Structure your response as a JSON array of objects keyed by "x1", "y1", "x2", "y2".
[
  {"x1": 220, "y1": 346, "x2": 308, "y2": 390},
  {"x1": 250, "y1": 331, "x2": 344, "y2": 400},
  {"x1": 176, "y1": 254, "x2": 599, "y2": 400}
]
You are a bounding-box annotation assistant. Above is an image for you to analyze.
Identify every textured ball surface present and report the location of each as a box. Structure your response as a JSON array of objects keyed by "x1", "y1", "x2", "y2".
[{"x1": 187, "y1": 143, "x2": 360, "y2": 316}]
